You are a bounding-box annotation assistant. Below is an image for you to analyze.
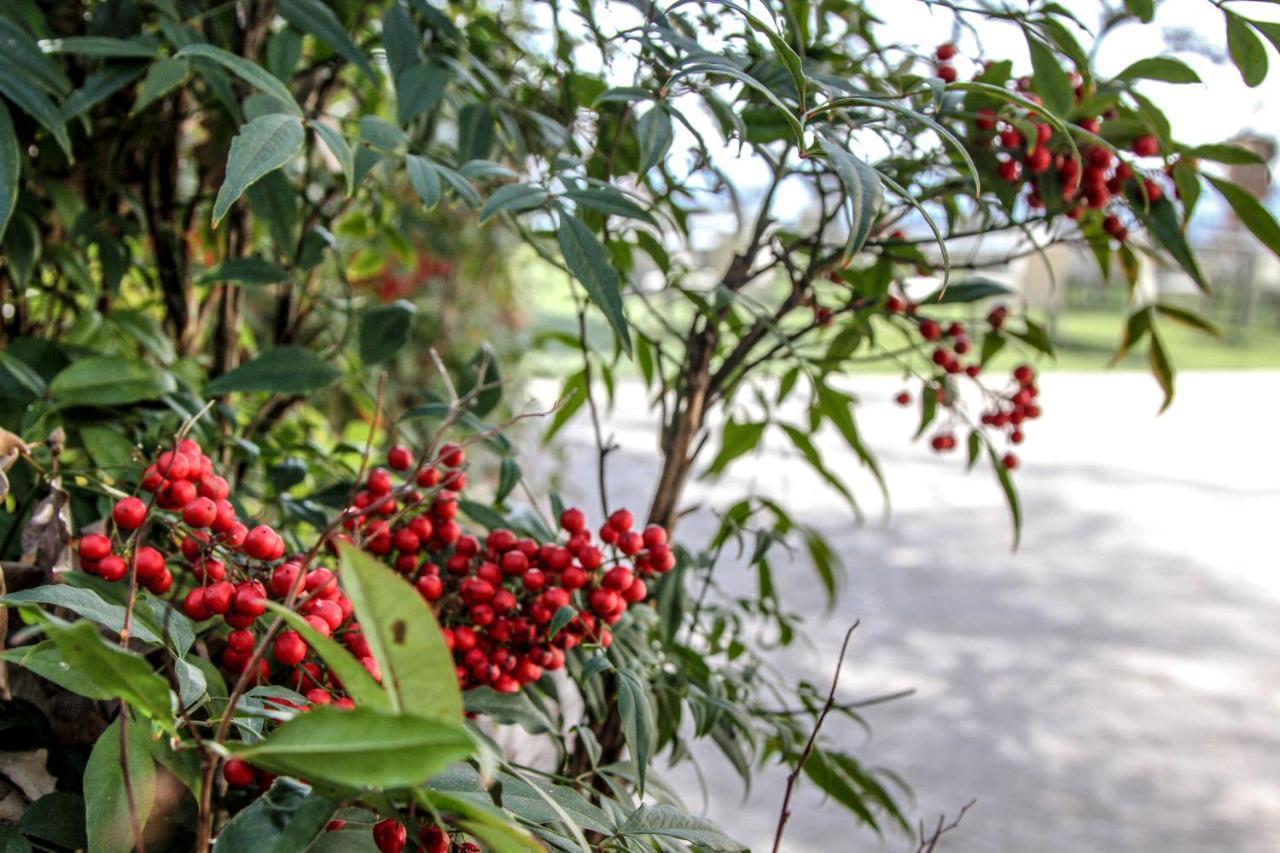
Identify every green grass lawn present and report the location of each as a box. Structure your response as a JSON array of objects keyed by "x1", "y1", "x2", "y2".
[{"x1": 512, "y1": 247, "x2": 1280, "y2": 376}]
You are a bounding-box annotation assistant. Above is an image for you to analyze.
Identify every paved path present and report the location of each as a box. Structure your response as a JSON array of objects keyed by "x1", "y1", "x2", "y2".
[{"x1": 524, "y1": 371, "x2": 1280, "y2": 851}]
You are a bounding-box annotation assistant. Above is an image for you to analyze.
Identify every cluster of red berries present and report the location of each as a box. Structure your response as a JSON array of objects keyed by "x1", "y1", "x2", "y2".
[
  {"x1": 338, "y1": 442, "x2": 674, "y2": 693},
  {"x1": 888, "y1": 301, "x2": 1036, "y2": 471},
  {"x1": 968, "y1": 69, "x2": 1167, "y2": 245},
  {"x1": 367, "y1": 817, "x2": 479, "y2": 853}
]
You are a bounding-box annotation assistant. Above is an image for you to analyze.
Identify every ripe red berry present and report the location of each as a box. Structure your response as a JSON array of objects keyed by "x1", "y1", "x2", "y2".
[
  {"x1": 155, "y1": 450, "x2": 190, "y2": 481},
  {"x1": 243, "y1": 525, "x2": 281, "y2": 561},
  {"x1": 223, "y1": 758, "x2": 255, "y2": 788},
  {"x1": 1002, "y1": 452, "x2": 1020, "y2": 470},
  {"x1": 1027, "y1": 146, "x2": 1051, "y2": 174},
  {"x1": 996, "y1": 158, "x2": 1021, "y2": 183},
  {"x1": 274, "y1": 630, "x2": 307, "y2": 667},
  {"x1": 421, "y1": 825, "x2": 449, "y2": 853},
  {"x1": 183, "y1": 588, "x2": 210, "y2": 621},
  {"x1": 234, "y1": 583, "x2": 267, "y2": 617},
  {"x1": 935, "y1": 42, "x2": 957, "y2": 61},
  {"x1": 112, "y1": 497, "x2": 147, "y2": 531},
  {"x1": 182, "y1": 497, "x2": 218, "y2": 529},
  {"x1": 1133, "y1": 134, "x2": 1159, "y2": 157},
  {"x1": 134, "y1": 547, "x2": 166, "y2": 583},
  {"x1": 560, "y1": 507, "x2": 586, "y2": 533},
  {"x1": 79, "y1": 533, "x2": 113, "y2": 561},
  {"x1": 198, "y1": 475, "x2": 230, "y2": 502},
  {"x1": 895, "y1": 391, "x2": 911, "y2": 406},
  {"x1": 438, "y1": 443, "x2": 465, "y2": 469},
  {"x1": 919, "y1": 319, "x2": 941, "y2": 341},
  {"x1": 97, "y1": 555, "x2": 128, "y2": 582},
  {"x1": 145, "y1": 568, "x2": 173, "y2": 595},
  {"x1": 387, "y1": 444, "x2": 413, "y2": 471},
  {"x1": 203, "y1": 581, "x2": 235, "y2": 615},
  {"x1": 937, "y1": 65, "x2": 957, "y2": 83}
]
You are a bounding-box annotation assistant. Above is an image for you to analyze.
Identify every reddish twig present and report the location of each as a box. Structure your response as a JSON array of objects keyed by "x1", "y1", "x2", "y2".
[
  {"x1": 916, "y1": 799, "x2": 977, "y2": 853},
  {"x1": 771, "y1": 620, "x2": 860, "y2": 853}
]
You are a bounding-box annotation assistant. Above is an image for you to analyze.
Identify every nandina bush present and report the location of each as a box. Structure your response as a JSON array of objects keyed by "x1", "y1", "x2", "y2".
[{"x1": 2, "y1": 1, "x2": 1278, "y2": 851}]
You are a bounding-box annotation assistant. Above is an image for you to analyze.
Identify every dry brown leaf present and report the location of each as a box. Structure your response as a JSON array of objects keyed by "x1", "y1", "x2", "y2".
[{"x1": 20, "y1": 476, "x2": 73, "y2": 574}]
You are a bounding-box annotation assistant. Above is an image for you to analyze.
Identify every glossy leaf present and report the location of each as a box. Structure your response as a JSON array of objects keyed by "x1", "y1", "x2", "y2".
[
  {"x1": 359, "y1": 300, "x2": 417, "y2": 365},
  {"x1": 396, "y1": 63, "x2": 448, "y2": 125},
  {"x1": 557, "y1": 211, "x2": 632, "y2": 353},
  {"x1": 213, "y1": 778, "x2": 336, "y2": 853},
  {"x1": 41, "y1": 618, "x2": 174, "y2": 729},
  {"x1": 199, "y1": 256, "x2": 290, "y2": 285},
  {"x1": 176, "y1": 44, "x2": 301, "y2": 114},
  {"x1": 636, "y1": 105, "x2": 673, "y2": 176},
  {"x1": 1115, "y1": 57, "x2": 1200, "y2": 84},
  {"x1": 212, "y1": 113, "x2": 305, "y2": 227},
  {"x1": 336, "y1": 544, "x2": 464, "y2": 721},
  {"x1": 0, "y1": 640, "x2": 113, "y2": 700},
  {"x1": 1226, "y1": 13, "x2": 1267, "y2": 88},
  {"x1": 0, "y1": 101, "x2": 19, "y2": 242},
  {"x1": 479, "y1": 183, "x2": 549, "y2": 223},
  {"x1": 616, "y1": 669, "x2": 654, "y2": 796},
  {"x1": 615, "y1": 804, "x2": 745, "y2": 851},
  {"x1": 205, "y1": 345, "x2": 340, "y2": 395},
  {"x1": 278, "y1": 0, "x2": 377, "y2": 81},
  {"x1": 1206, "y1": 175, "x2": 1280, "y2": 259},
  {"x1": 84, "y1": 717, "x2": 156, "y2": 853},
  {"x1": 1024, "y1": 31, "x2": 1073, "y2": 114},
  {"x1": 49, "y1": 357, "x2": 175, "y2": 405},
  {"x1": 231, "y1": 705, "x2": 473, "y2": 789}
]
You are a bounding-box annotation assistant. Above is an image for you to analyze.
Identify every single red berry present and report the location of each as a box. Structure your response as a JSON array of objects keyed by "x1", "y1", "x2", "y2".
[
  {"x1": 1133, "y1": 135, "x2": 1159, "y2": 157},
  {"x1": 438, "y1": 442, "x2": 465, "y2": 468},
  {"x1": 234, "y1": 582, "x2": 267, "y2": 617},
  {"x1": 79, "y1": 533, "x2": 113, "y2": 561},
  {"x1": 937, "y1": 65, "x2": 957, "y2": 83},
  {"x1": 935, "y1": 42, "x2": 957, "y2": 61},
  {"x1": 274, "y1": 630, "x2": 307, "y2": 666},
  {"x1": 895, "y1": 391, "x2": 911, "y2": 406},
  {"x1": 1003, "y1": 452, "x2": 1020, "y2": 470},
  {"x1": 182, "y1": 497, "x2": 218, "y2": 529},
  {"x1": 560, "y1": 507, "x2": 586, "y2": 533},
  {"x1": 155, "y1": 450, "x2": 190, "y2": 481},
  {"x1": 243, "y1": 525, "x2": 280, "y2": 561},
  {"x1": 98, "y1": 555, "x2": 128, "y2": 582},
  {"x1": 134, "y1": 547, "x2": 166, "y2": 583},
  {"x1": 387, "y1": 444, "x2": 413, "y2": 471},
  {"x1": 226, "y1": 629, "x2": 256, "y2": 654},
  {"x1": 420, "y1": 825, "x2": 449, "y2": 853},
  {"x1": 223, "y1": 758, "x2": 255, "y2": 788},
  {"x1": 1027, "y1": 146, "x2": 1051, "y2": 174},
  {"x1": 183, "y1": 588, "x2": 210, "y2": 621},
  {"x1": 996, "y1": 158, "x2": 1021, "y2": 183},
  {"x1": 112, "y1": 497, "x2": 148, "y2": 531}
]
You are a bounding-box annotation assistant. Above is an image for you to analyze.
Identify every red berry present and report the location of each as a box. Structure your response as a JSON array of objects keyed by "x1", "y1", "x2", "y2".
[
  {"x1": 559, "y1": 507, "x2": 586, "y2": 533},
  {"x1": 203, "y1": 581, "x2": 235, "y2": 615},
  {"x1": 421, "y1": 825, "x2": 449, "y2": 853},
  {"x1": 996, "y1": 158, "x2": 1021, "y2": 183},
  {"x1": 438, "y1": 443, "x2": 465, "y2": 469},
  {"x1": 274, "y1": 630, "x2": 307, "y2": 666},
  {"x1": 1003, "y1": 452, "x2": 1020, "y2": 470},
  {"x1": 112, "y1": 497, "x2": 147, "y2": 531},
  {"x1": 243, "y1": 525, "x2": 280, "y2": 561},
  {"x1": 183, "y1": 588, "x2": 210, "y2": 621},
  {"x1": 1027, "y1": 146, "x2": 1051, "y2": 174},
  {"x1": 98, "y1": 555, "x2": 128, "y2": 582},
  {"x1": 1133, "y1": 135, "x2": 1159, "y2": 157},
  {"x1": 974, "y1": 107, "x2": 997, "y2": 132},
  {"x1": 182, "y1": 497, "x2": 218, "y2": 529},
  {"x1": 79, "y1": 533, "x2": 113, "y2": 561},
  {"x1": 895, "y1": 391, "x2": 911, "y2": 406},
  {"x1": 155, "y1": 450, "x2": 190, "y2": 481},
  {"x1": 937, "y1": 65, "x2": 957, "y2": 83},
  {"x1": 145, "y1": 568, "x2": 173, "y2": 595},
  {"x1": 234, "y1": 583, "x2": 267, "y2": 617},
  {"x1": 133, "y1": 547, "x2": 166, "y2": 583},
  {"x1": 387, "y1": 444, "x2": 413, "y2": 471},
  {"x1": 603, "y1": 566, "x2": 634, "y2": 592},
  {"x1": 935, "y1": 42, "x2": 957, "y2": 61},
  {"x1": 223, "y1": 758, "x2": 255, "y2": 788}
]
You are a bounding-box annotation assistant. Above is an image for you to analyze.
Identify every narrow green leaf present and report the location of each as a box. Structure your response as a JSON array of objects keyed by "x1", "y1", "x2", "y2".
[
  {"x1": 561, "y1": 187, "x2": 657, "y2": 224},
  {"x1": 278, "y1": 0, "x2": 377, "y2": 82},
  {"x1": 1226, "y1": 13, "x2": 1267, "y2": 88},
  {"x1": 43, "y1": 36, "x2": 158, "y2": 58},
  {"x1": 336, "y1": 544, "x2": 464, "y2": 721},
  {"x1": 211, "y1": 113, "x2": 305, "y2": 227},
  {"x1": 1153, "y1": 303, "x2": 1221, "y2": 337},
  {"x1": 205, "y1": 345, "x2": 340, "y2": 395},
  {"x1": 636, "y1": 105, "x2": 673, "y2": 176},
  {"x1": 213, "y1": 778, "x2": 335, "y2": 853},
  {"x1": 1133, "y1": 198, "x2": 1208, "y2": 292},
  {"x1": 312, "y1": 121, "x2": 354, "y2": 196},
  {"x1": 49, "y1": 357, "x2": 174, "y2": 406},
  {"x1": 479, "y1": 183, "x2": 548, "y2": 223},
  {"x1": 359, "y1": 300, "x2": 417, "y2": 364},
  {"x1": 199, "y1": 256, "x2": 290, "y2": 285},
  {"x1": 705, "y1": 420, "x2": 766, "y2": 476},
  {"x1": 0, "y1": 65, "x2": 72, "y2": 159},
  {"x1": 84, "y1": 717, "x2": 156, "y2": 853},
  {"x1": 0, "y1": 640, "x2": 113, "y2": 700},
  {"x1": 1148, "y1": 328, "x2": 1175, "y2": 413},
  {"x1": 1206, "y1": 175, "x2": 1280, "y2": 259},
  {"x1": 395, "y1": 63, "x2": 447, "y2": 125},
  {"x1": 132, "y1": 58, "x2": 189, "y2": 115},
  {"x1": 0, "y1": 100, "x2": 19, "y2": 242},
  {"x1": 176, "y1": 44, "x2": 301, "y2": 114},
  {"x1": 1115, "y1": 57, "x2": 1200, "y2": 84},
  {"x1": 987, "y1": 445, "x2": 1022, "y2": 549},
  {"x1": 232, "y1": 705, "x2": 474, "y2": 789},
  {"x1": 817, "y1": 135, "x2": 883, "y2": 255},
  {"x1": 1188, "y1": 143, "x2": 1265, "y2": 165},
  {"x1": 616, "y1": 804, "x2": 744, "y2": 851},
  {"x1": 557, "y1": 212, "x2": 632, "y2": 353},
  {"x1": 616, "y1": 669, "x2": 654, "y2": 797},
  {"x1": 41, "y1": 619, "x2": 173, "y2": 728},
  {"x1": 1024, "y1": 31, "x2": 1073, "y2": 114},
  {"x1": 405, "y1": 154, "x2": 442, "y2": 208},
  {"x1": 1124, "y1": 0, "x2": 1154, "y2": 22}
]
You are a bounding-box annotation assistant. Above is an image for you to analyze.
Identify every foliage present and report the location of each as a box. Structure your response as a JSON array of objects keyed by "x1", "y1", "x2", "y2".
[{"x1": 2, "y1": 0, "x2": 1277, "y2": 850}]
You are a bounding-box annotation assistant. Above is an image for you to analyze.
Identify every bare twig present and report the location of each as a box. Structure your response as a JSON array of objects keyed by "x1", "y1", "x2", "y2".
[
  {"x1": 916, "y1": 799, "x2": 977, "y2": 853},
  {"x1": 771, "y1": 621, "x2": 861, "y2": 853}
]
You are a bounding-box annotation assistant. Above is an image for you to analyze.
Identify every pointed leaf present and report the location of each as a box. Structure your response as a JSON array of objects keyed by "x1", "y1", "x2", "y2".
[
  {"x1": 176, "y1": 44, "x2": 301, "y2": 114},
  {"x1": 205, "y1": 345, "x2": 340, "y2": 395},
  {"x1": 85, "y1": 717, "x2": 156, "y2": 853},
  {"x1": 557, "y1": 212, "x2": 631, "y2": 353},
  {"x1": 278, "y1": 0, "x2": 377, "y2": 82},
  {"x1": 212, "y1": 113, "x2": 305, "y2": 227}
]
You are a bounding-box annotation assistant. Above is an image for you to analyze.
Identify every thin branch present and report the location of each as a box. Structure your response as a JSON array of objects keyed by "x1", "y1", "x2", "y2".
[
  {"x1": 771, "y1": 621, "x2": 861, "y2": 853},
  {"x1": 917, "y1": 799, "x2": 977, "y2": 853}
]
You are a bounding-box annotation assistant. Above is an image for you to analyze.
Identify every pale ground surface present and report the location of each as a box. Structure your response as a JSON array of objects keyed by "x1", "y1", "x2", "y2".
[{"x1": 523, "y1": 371, "x2": 1280, "y2": 852}]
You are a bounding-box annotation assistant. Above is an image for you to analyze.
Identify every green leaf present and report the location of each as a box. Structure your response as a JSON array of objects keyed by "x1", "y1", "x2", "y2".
[
  {"x1": 262, "y1": 602, "x2": 390, "y2": 712},
  {"x1": 802, "y1": 528, "x2": 842, "y2": 605},
  {"x1": 557, "y1": 212, "x2": 632, "y2": 353},
  {"x1": 60, "y1": 65, "x2": 146, "y2": 122},
  {"x1": 0, "y1": 65, "x2": 72, "y2": 159},
  {"x1": 1115, "y1": 57, "x2": 1200, "y2": 84},
  {"x1": 405, "y1": 154, "x2": 442, "y2": 208},
  {"x1": 43, "y1": 36, "x2": 158, "y2": 58},
  {"x1": 40, "y1": 619, "x2": 174, "y2": 728},
  {"x1": 705, "y1": 420, "x2": 766, "y2": 476},
  {"x1": 802, "y1": 749, "x2": 880, "y2": 833},
  {"x1": 1111, "y1": 307, "x2": 1152, "y2": 365},
  {"x1": 1226, "y1": 13, "x2": 1267, "y2": 88},
  {"x1": 987, "y1": 445, "x2": 1022, "y2": 549},
  {"x1": 0, "y1": 640, "x2": 113, "y2": 700},
  {"x1": 458, "y1": 342, "x2": 502, "y2": 417},
  {"x1": 636, "y1": 105, "x2": 673, "y2": 176},
  {"x1": 1153, "y1": 303, "x2": 1221, "y2": 337},
  {"x1": 1206, "y1": 175, "x2": 1280, "y2": 259},
  {"x1": 132, "y1": 57, "x2": 189, "y2": 115},
  {"x1": 213, "y1": 778, "x2": 336, "y2": 853},
  {"x1": 0, "y1": 18, "x2": 71, "y2": 97},
  {"x1": 1124, "y1": 0, "x2": 1154, "y2": 22},
  {"x1": 231, "y1": 705, "x2": 473, "y2": 789},
  {"x1": 480, "y1": 183, "x2": 548, "y2": 223},
  {"x1": 461, "y1": 687, "x2": 554, "y2": 735},
  {"x1": 817, "y1": 135, "x2": 883, "y2": 254},
  {"x1": 417, "y1": 790, "x2": 543, "y2": 853},
  {"x1": 336, "y1": 544, "x2": 464, "y2": 721},
  {"x1": 382, "y1": 2, "x2": 417, "y2": 78},
  {"x1": 1188, "y1": 143, "x2": 1265, "y2": 165},
  {"x1": 616, "y1": 804, "x2": 745, "y2": 851},
  {"x1": 1133, "y1": 198, "x2": 1208, "y2": 292},
  {"x1": 199, "y1": 255, "x2": 290, "y2": 285},
  {"x1": 311, "y1": 121, "x2": 354, "y2": 195},
  {"x1": 358, "y1": 300, "x2": 417, "y2": 365},
  {"x1": 927, "y1": 277, "x2": 1015, "y2": 304},
  {"x1": 3, "y1": 585, "x2": 168, "y2": 647},
  {"x1": 395, "y1": 63, "x2": 447, "y2": 125},
  {"x1": 547, "y1": 604, "x2": 577, "y2": 640},
  {"x1": 278, "y1": 0, "x2": 376, "y2": 81},
  {"x1": 1149, "y1": 328, "x2": 1175, "y2": 413},
  {"x1": 561, "y1": 187, "x2": 657, "y2": 225},
  {"x1": 212, "y1": 113, "x2": 305, "y2": 227},
  {"x1": 616, "y1": 669, "x2": 654, "y2": 797},
  {"x1": 0, "y1": 101, "x2": 19, "y2": 242},
  {"x1": 1024, "y1": 31, "x2": 1073, "y2": 114},
  {"x1": 358, "y1": 115, "x2": 406, "y2": 151},
  {"x1": 176, "y1": 44, "x2": 301, "y2": 114},
  {"x1": 19, "y1": 792, "x2": 84, "y2": 850},
  {"x1": 84, "y1": 717, "x2": 156, "y2": 853},
  {"x1": 205, "y1": 346, "x2": 340, "y2": 395},
  {"x1": 781, "y1": 424, "x2": 859, "y2": 516},
  {"x1": 813, "y1": 384, "x2": 888, "y2": 507},
  {"x1": 49, "y1": 357, "x2": 174, "y2": 406}
]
